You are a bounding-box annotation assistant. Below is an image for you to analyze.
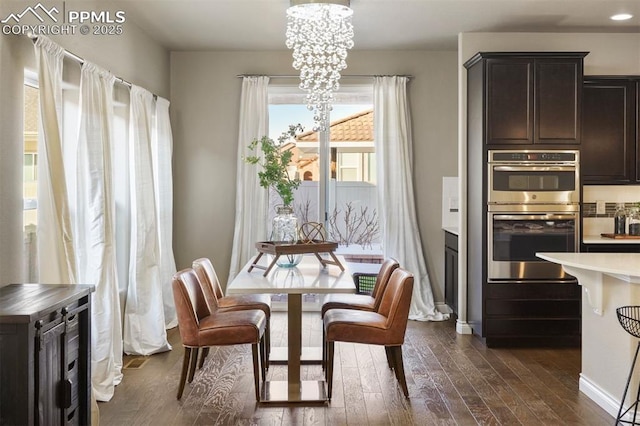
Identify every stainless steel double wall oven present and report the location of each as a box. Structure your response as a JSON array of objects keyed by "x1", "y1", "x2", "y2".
[{"x1": 487, "y1": 150, "x2": 580, "y2": 281}]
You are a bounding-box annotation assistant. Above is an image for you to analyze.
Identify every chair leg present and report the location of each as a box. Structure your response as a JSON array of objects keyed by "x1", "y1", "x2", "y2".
[
  {"x1": 251, "y1": 343, "x2": 261, "y2": 402},
  {"x1": 384, "y1": 346, "x2": 394, "y2": 370},
  {"x1": 198, "y1": 347, "x2": 209, "y2": 369},
  {"x1": 177, "y1": 347, "x2": 192, "y2": 400},
  {"x1": 187, "y1": 346, "x2": 199, "y2": 383},
  {"x1": 265, "y1": 317, "x2": 271, "y2": 368},
  {"x1": 322, "y1": 327, "x2": 326, "y2": 372},
  {"x1": 389, "y1": 346, "x2": 409, "y2": 398},
  {"x1": 260, "y1": 335, "x2": 266, "y2": 382},
  {"x1": 327, "y1": 341, "x2": 335, "y2": 400}
]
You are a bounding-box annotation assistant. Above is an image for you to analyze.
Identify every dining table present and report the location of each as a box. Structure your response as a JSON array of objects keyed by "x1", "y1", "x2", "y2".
[{"x1": 226, "y1": 254, "x2": 355, "y2": 404}]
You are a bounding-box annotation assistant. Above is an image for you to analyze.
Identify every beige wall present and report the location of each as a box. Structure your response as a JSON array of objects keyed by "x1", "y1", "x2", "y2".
[
  {"x1": 457, "y1": 33, "x2": 640, "y2": 330},
  {"x1": 0, "y1": 18, "x2": 169, "y2": 286},
  {"x1": 170, "y1": 50, "x2": 459, "y2": 301}
]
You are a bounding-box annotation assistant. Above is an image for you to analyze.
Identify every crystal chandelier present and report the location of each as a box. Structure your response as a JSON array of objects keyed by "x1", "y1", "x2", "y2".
[{"x1": 286, "y1": 0, "x2": 354, "y2": 131}]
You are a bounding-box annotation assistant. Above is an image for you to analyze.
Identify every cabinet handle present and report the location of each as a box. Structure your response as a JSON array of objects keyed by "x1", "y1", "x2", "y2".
[{"x1": 61, "y1": 378, "x2": 73, "y2": 409}]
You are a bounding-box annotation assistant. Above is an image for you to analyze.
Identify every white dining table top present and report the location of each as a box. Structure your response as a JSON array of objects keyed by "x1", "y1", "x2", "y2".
[{"x1": 227, "y1": 254, "x2": 355, "y2": 295}]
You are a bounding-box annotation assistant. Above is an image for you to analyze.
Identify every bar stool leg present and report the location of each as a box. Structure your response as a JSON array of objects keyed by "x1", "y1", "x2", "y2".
[{"x1": 617, "y1": 340, "x2": 640, "y2": 425}]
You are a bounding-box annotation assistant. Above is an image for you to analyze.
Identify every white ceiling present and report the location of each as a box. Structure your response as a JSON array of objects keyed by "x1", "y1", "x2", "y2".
[{"x1": 110, "y1": 0, "x2": 640, "y2": 51}]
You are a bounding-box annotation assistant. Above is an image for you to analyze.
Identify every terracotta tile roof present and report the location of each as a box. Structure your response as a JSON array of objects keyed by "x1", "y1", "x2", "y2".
[{"x1": 297, "y1": 109, "x2": 373, "y2": 142}]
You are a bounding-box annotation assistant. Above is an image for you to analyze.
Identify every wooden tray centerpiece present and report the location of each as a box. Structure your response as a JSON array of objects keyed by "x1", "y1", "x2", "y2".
[{"x1": 248, "y1": 240, "x2": 344, "y2": 276}]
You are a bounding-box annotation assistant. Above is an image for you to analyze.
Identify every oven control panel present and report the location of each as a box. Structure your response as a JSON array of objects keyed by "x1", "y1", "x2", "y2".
[{"x1": 490, "y1": 151, "x2": 578, "y2": 163}]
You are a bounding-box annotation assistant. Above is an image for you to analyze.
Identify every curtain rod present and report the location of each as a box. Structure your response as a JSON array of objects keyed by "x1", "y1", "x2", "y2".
[
  {"x1": 26, "y1": 33, "x2": 156, "y2": 99},
  {"x1": 236, "y1": 74, "x2": 413, "y2": 80}
]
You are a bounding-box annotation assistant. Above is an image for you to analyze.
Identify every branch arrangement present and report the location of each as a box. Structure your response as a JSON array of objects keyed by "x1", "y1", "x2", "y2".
[{"x1": 327, "y1": 202, "x2": 380, "y2": 248}]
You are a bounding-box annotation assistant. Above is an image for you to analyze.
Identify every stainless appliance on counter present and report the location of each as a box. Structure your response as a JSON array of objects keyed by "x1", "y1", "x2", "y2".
[{"x1": 487, "y1": 150, "x2": 580, "y2": 281}]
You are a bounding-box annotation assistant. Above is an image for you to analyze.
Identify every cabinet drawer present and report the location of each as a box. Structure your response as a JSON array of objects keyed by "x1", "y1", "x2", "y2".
[
  {"x1": 485, "y1": 318, "x2": 581, "y2": 336},
  {"x1": 486, "y1": 299, "x2": 581, "y2": 318},
  {"x1": 487, "y1": 282, "x2": 581, "y2": 300}
]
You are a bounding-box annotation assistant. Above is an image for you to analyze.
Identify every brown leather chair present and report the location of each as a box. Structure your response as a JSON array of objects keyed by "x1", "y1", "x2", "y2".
[
  {"x1": 323, "y1": 268, "x2": 414, "y2": 399},
  {"x1": 172, "y1": 268, "x2": 266, "y2": 400},
  {"x1": 321, "y1": 258, "x2": 399, "y2": 370},
  {"x1": 321, "y1": 258, "x2": 399, "y2": 318},
  {"x1": 192, "y1": 257, "x2": 271, "y2": 367}
]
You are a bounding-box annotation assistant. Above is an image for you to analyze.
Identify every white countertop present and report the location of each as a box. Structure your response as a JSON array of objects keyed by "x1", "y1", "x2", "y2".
[
  {"x1": 583, "y1": 234, "x2": 640, "y2": 244},
  {"x1": 537, "y1": 252, "x2": 640, "y2": 278},
  {"x1": 537, "y1": 252, "x2": 640, "y2": 317},
  {"x1": 443, "y1": 226, "x2": 459, "y2": 236}
]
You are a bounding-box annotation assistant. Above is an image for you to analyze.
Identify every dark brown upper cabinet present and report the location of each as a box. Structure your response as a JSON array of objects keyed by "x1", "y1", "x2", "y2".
[
  {"x1": 582, "y1": 78, "x2": 638, "y2": 184},
  {"x1": 465, "y1": 52, "x2": 587, "y2": 146}
]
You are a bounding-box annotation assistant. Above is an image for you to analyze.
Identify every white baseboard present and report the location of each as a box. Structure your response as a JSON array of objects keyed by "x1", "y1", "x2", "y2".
[
  {"x1": 580, "y1": 373, "x2": 624, "y2": 420},
  {"x1": 436, "y1": 302, "x2": 453, "y2": 314},
  {"x1": 456, "y1": 320, "x2": 473, "y2": 335}
]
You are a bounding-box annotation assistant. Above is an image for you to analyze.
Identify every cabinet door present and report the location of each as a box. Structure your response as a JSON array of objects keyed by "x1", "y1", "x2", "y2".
[
  {"x1": 36, "y1": 319, "x2": 66, "y2": 426},
  {"x1": 636, "y1": 80, "x2": 640, "y2": 182},
  {"x1": 444, "y1": 232, "x2": 458, "y2": 315},
  {"x1": 444, "y1": 246, "x2": 457, "y2": 313},
  {"x1": 582, "y1": 79, "x2": 635, "y2": 183},
  {"x1": 535, "y1": 59, "x2": 582, "y2": 144},
  {"x1": 486, "y1": 59, "x2": 534, "y2": 145}
]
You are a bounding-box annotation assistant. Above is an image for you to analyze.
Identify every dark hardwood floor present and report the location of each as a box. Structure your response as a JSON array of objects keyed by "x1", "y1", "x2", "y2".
[{"x1": 98, "y1": 312, "x2": 613, "y2": 425}]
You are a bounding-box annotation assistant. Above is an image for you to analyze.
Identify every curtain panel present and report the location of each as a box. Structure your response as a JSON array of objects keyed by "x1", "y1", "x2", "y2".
[
  {"x1": 75, "y1": 61, "x2": 124, "y2": 400},
  {"x1": 228, "y1": 76, "x2": 270, "y2": 284},
  {"x1": 34, "y1": 36, "x2": 76, "y2": 284},
  {"x1": 373, "y1": 76, "x2": 448, "y2": 321},
  {"x1": 122, "y1": 85, "x2": 171, "y2": 355},
  {"x1": 152, "y1": 97, "x2": 178, "y2": 329}
]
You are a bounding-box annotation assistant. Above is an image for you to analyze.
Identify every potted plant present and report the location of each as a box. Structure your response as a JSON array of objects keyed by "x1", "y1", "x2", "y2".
[
  {"x1": 244, "y1": 124, "x2": 303, "y2": 208},
  {"x1": 244, "y1": 124, "x2": 304, "y2": 266}
]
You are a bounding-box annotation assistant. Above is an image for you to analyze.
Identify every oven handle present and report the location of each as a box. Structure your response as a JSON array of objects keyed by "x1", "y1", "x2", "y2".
[
  {"x1": 492, "y1": 214, "x2": 577, "y2": 221},
  {"x1": 491, "y1": 165, "x2": 576, "y2": 172}
]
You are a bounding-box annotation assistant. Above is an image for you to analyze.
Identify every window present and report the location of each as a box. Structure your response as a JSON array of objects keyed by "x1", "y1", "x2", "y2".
[
  {"x1": 268, "y1": 85, "x2": 381, "y2": 255},
  {"x1": 23, "y1": 82, "x2": 39, "y2": 282}
]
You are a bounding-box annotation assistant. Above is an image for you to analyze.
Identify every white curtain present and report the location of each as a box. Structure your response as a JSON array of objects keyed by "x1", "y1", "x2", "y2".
[
  {"x1": 122, "y1": 85, "x2": 171, "y2": 355},
  {"x1": 34, "y1": 36, "x2": 76, "y2": 284},
  {"x1": 228, "y1": 76, "x2": 270, "y2": 283},
  {"x1": 152, "y1": 97, "x2": 178, "y2": 328},
  {"x1": 373, "y1": 76, "x2": 448, "y2": 321},
  {"x1": 75, "y1": 62, "x2": 123, "y2": 400}
]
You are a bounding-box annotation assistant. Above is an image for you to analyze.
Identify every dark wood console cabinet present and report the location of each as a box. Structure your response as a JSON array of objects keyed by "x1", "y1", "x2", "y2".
[
  {"x1": 582, "y1": 77, "x2": 639, "y2": 184},
  {"x1": 0, "y1": 284, "x2": 94, "y2": 425}
]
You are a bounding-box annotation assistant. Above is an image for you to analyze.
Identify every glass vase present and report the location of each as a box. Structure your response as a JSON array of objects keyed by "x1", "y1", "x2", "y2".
[
  {"x1": 629, "y1": 207, "x2": 640, "y2": 236},
  {"x1": 271, "y1": 205, "x2": 302, "y2": 267}
]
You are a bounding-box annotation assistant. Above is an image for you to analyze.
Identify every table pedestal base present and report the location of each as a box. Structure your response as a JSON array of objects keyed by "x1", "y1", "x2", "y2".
[
  {"x1": 261, "y1": 380, "x2": 328, "y2": 404},
  {"x1": 268, "y1": 347, "x2": 322, "y2": 364}
]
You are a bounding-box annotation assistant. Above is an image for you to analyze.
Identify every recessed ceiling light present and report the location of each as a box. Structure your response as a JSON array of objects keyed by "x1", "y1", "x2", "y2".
[{"x1": 610, "y1": 13, "x2": 633, "y2": 21}]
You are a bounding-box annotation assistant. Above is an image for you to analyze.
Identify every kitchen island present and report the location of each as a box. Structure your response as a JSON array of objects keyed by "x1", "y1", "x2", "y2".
[{"x1": 536, "y1": 252, "x2": 640, "y2": 419}]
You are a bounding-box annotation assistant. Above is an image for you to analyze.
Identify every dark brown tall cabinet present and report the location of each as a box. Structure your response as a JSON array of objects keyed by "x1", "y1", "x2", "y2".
[
  {"x1": 0, "y1": 284, "x2": 94, "y2": 425},
  {"x1": 582, "y1": 77, "x2": 639, "y2": 184},
  {"x1": 464, "y1": 52, "x2": 586, "y2": 347}
]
